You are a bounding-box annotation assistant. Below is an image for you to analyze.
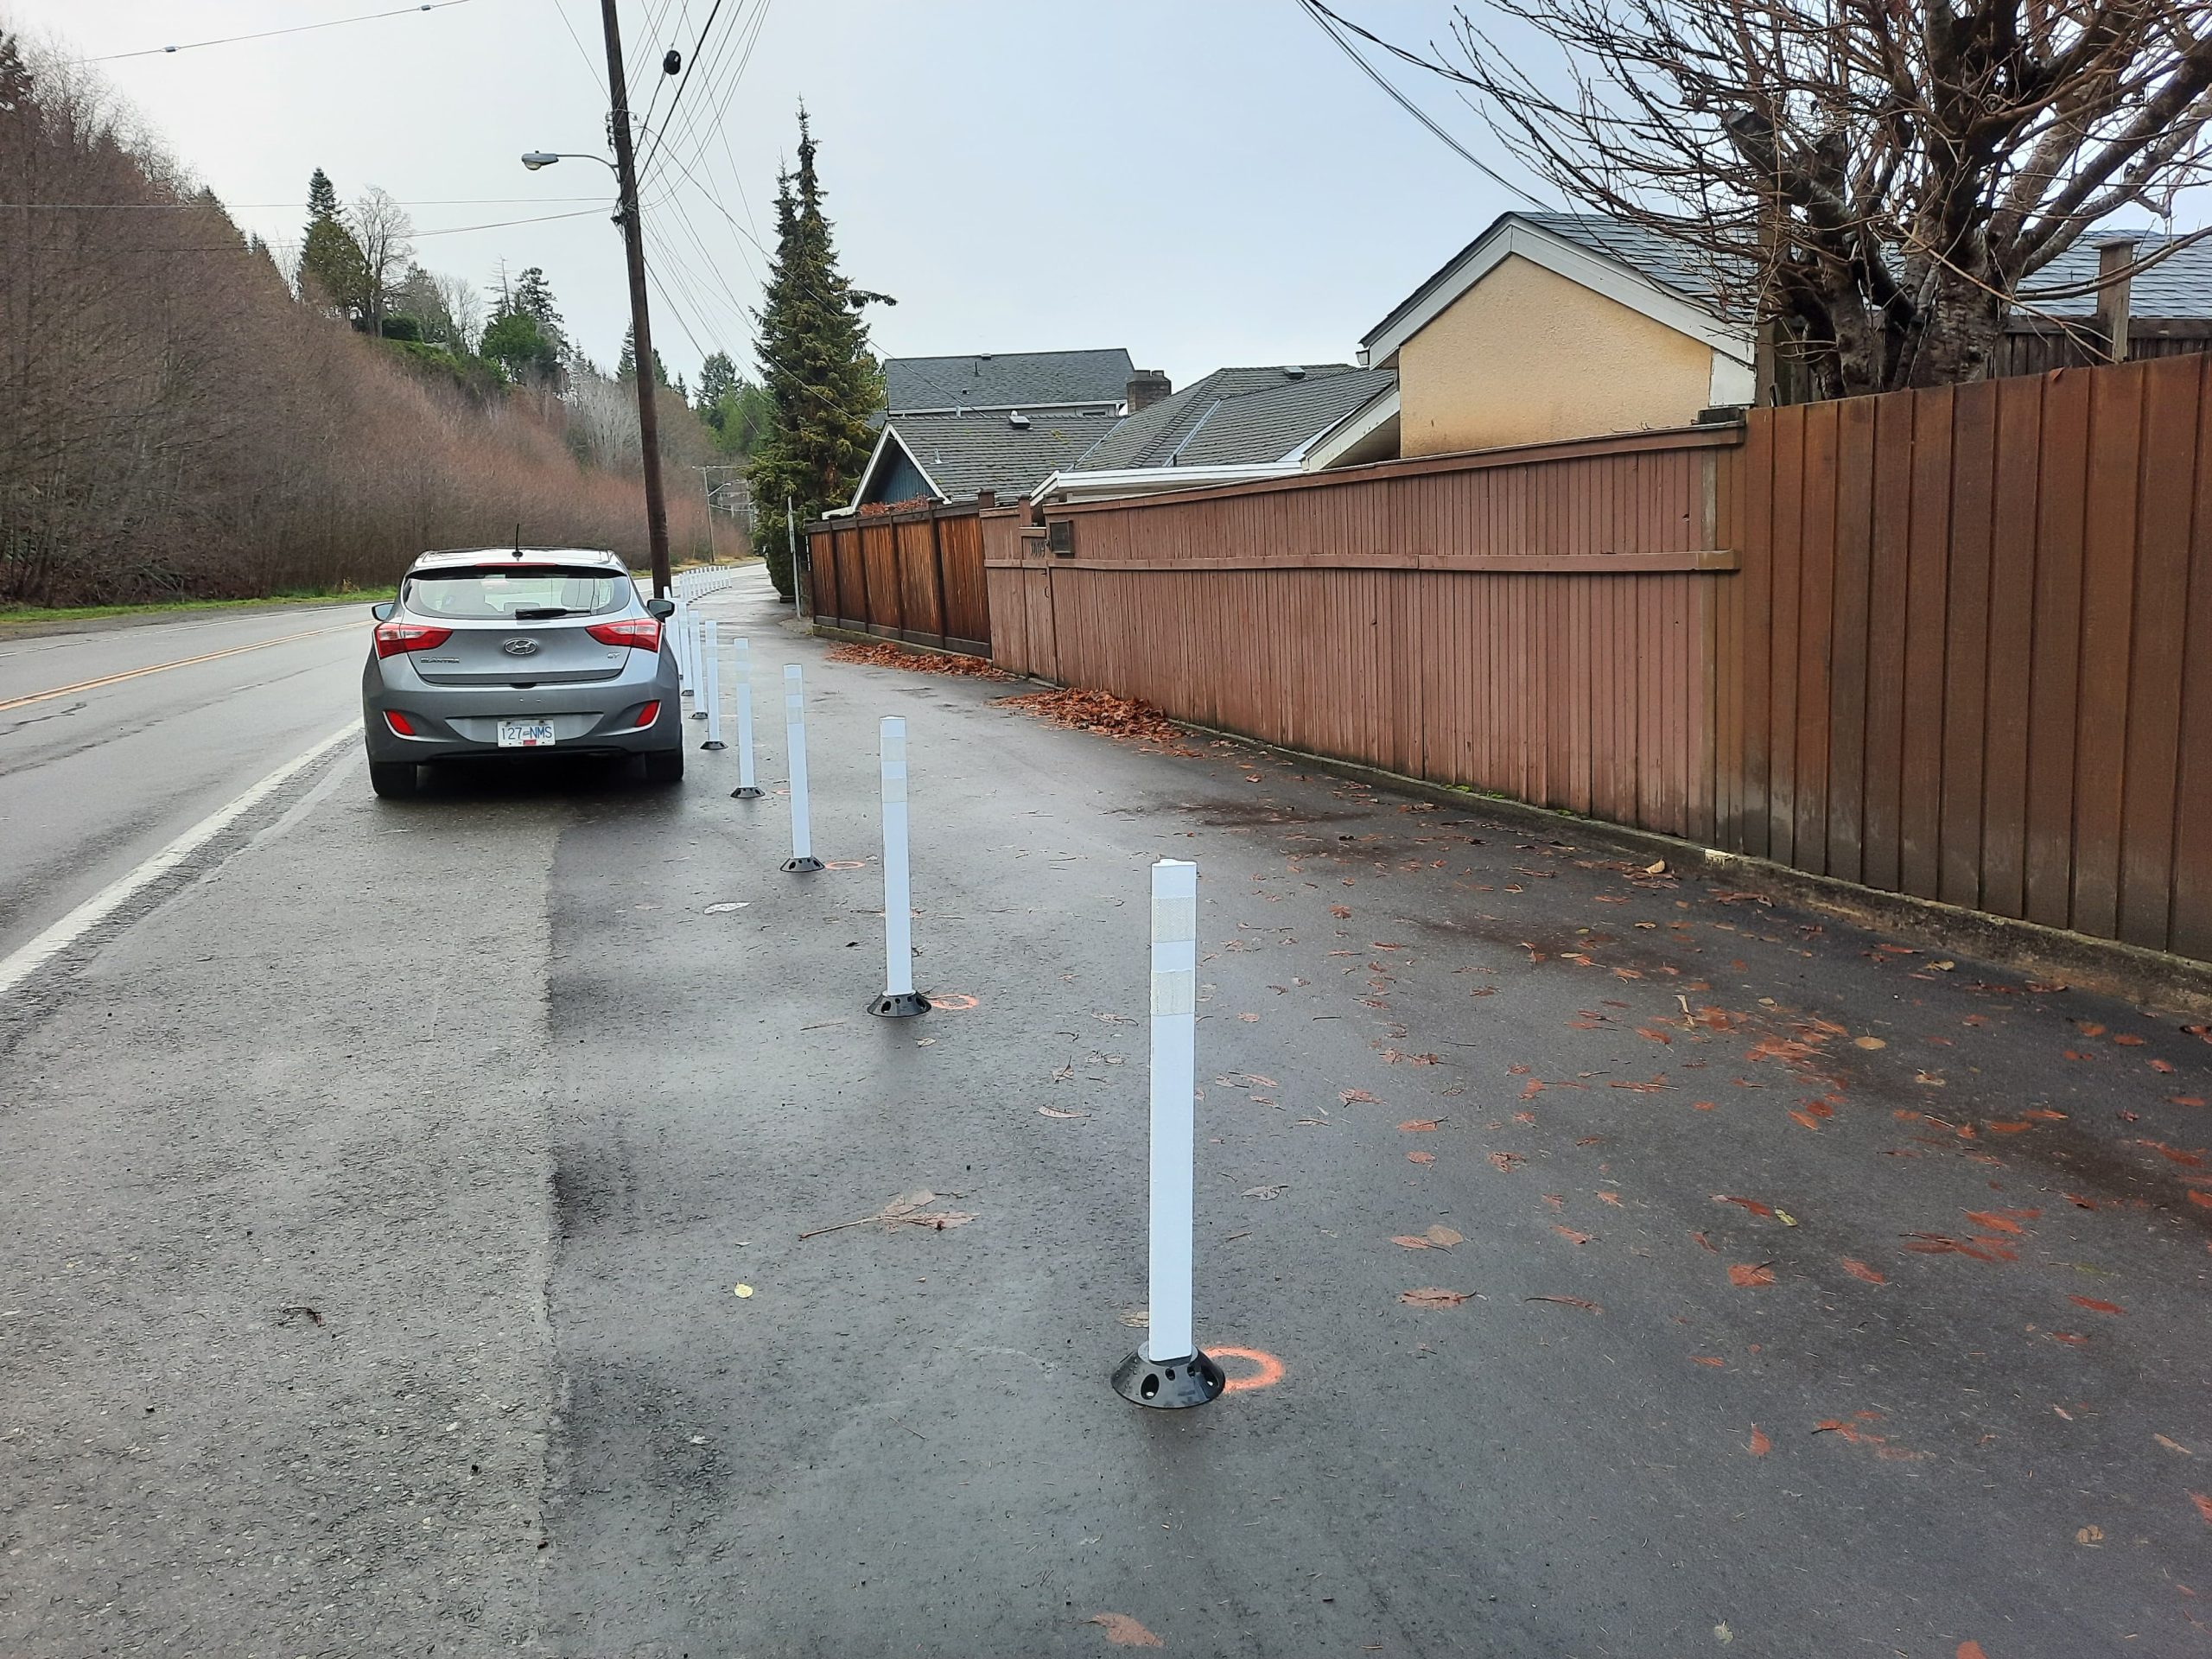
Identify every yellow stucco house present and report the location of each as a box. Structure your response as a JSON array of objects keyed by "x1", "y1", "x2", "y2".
[{"x1": 1320, "y1": 212, "x2": 1757, "y2": 465}]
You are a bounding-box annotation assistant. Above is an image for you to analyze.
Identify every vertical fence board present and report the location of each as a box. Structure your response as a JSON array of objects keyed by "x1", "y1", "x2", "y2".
[
  {"x1": 1861, "y1": 391, "x2": 1916, "y2": 893},
  {"x1": 1827, "y1": 396, "x2": 1878, "y2": 883},
  {"x1": 2118, "y1": 357, "x2": 2203, "y2": 950},
  {"x1": 1981, "y1": 375, "x2": 2045, "y2": 920},
  {"x1": 2024, "y1": 370, "x2": 2092, "y2": 930},
  {"x1": 1899, "y1": 386, "x2": 1953, "y2": 901},
  {"x1": 2172, "y1": 378, "x2": 2212, "y2": 959},
  {"x1": 2070, "y1": 364, "x2": 2147, "y2": 939},
  {"x1": 1939, "y1": 383, "x2": 1995, "y2": 910}
]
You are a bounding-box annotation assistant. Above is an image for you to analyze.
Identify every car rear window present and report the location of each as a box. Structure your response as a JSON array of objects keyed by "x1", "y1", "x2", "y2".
[{"x1": 404, "y1": 566, "x2": 630, "y2": 620}]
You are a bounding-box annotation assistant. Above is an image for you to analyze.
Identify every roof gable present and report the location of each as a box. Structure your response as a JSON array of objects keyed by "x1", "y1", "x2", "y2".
[
  {"x1": 852, "y1": 407, "x2": 1124, "y2": 505},
  {"x1": 1361, "y1": 212, "x2": 1752, "y2": 372}
]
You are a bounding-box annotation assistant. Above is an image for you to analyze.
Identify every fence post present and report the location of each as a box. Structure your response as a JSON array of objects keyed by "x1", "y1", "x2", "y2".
[
  {"x1": 729, "y1": 635, "x2": 762, "y2": 798},
  {"x1": 1113, "y1": 858, "x2": 1224, "y2": 1408},
  {"x1": 868, "y1": 716, "x2": 929, "y2": 1017},
  {"x1": 779, "y1": 664, "x2": 823, "y2": 873}
]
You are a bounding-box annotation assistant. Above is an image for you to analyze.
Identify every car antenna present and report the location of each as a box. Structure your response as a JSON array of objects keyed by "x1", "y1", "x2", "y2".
[{"x1": 513, "y1": 524, "x2": 523, "y2": 559}]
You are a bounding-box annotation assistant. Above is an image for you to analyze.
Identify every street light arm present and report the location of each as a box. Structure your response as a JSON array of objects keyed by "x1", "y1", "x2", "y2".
[{"x1": 519, "y1": 149, "x2": 617, "y2": 173}]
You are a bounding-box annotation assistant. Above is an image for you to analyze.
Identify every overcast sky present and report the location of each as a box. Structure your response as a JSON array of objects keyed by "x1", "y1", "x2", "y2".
[{"x1": 4, "y1": 0, "x2": 1538, "y2": 391}]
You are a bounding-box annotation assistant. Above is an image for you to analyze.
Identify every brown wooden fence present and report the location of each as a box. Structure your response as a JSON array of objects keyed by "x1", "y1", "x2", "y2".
[
  {"x1": 986, "y1": 428, "x2": 1739, "y2": 843},
  {"x1": 976, "y1": 352, "x2": 2212, "y2": 965},
  {"x1": 805, "y1": 501, "x2": 990, "y2": 655},
  {"x1": 1719, "y1": 353, "x2": 2212, "y2": 961}
]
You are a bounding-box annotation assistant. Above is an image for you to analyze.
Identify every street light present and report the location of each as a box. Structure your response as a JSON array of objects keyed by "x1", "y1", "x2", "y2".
[{"x1": 519, "y1": 150, "x2": 609, "y2": 172}]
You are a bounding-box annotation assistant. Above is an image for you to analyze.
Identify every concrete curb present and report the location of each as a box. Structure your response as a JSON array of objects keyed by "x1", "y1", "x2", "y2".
[{"x1": 1169, "y1": 718, "x2": 2212, "y2": 1020}]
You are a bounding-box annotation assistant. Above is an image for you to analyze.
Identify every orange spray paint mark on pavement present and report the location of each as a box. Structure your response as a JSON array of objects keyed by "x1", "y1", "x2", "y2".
[{"x1": 1211, "y1": 1346, "x2": 1285, "y2": 1394}]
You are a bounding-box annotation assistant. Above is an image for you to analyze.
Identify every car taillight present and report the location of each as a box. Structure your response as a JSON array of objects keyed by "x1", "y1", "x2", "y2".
[
  {"x1": 632, "y1": 701, "x2": 660, "y2": 729},
  {"x1": 385, "y1": 710, "x2": 417, "y2": 736},
  {"x1": 373, "y1": 621, "x2": 452, "y2": 659},
  {"x1": 587, "y1": 617, "x2": 663, "y2": 652}
]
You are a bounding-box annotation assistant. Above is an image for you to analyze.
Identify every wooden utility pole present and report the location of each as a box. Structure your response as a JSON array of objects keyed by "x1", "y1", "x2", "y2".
[{"x1": 599, "y1": 0, "x2": 671, "y2": 597}]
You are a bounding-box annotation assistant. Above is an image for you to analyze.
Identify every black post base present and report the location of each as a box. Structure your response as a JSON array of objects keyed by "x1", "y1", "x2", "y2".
[
  {"x1": 1112, "y1": 1347, "x2": 1225, "y2": 1409},
  {"x1": 731, "y1": 785, "x2": 765, "y2": 799},
  {"x1": 701, "y1": 740, "x2": 726, "y2": 751},
  {"x1": 781, "y1": 855, "x2": 825, "y2": 874},
  {"x1": 690, "y1": 709, "x2": 709, "y2": 721},
  {"x1": 868, "y1": 990, "x2": 931, "y2": 1018}
]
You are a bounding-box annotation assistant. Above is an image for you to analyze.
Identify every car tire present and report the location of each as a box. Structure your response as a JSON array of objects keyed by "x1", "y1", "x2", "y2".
[
  {"x1": 643, "y1": 747, "x2": 684, "y2": 785},
  {"x1": 368, "y1": 760, "x2": 418, "y2": 799}
]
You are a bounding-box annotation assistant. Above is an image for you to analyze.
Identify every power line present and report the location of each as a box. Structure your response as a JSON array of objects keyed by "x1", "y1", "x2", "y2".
[
  {"x1": 0, "y1": 196, "x2": 606, "y2": 211},
  {"x1": 1295, "y1": 0, "x2": 1547, "y2": 207},
  {"x1": 549, "y1": 0, "x2": 608, "y2": 95},
  {"x1": 80, "y1": 0, "x2": 474, "y2": 63},
  {"x1": 637, "y1": 0, "x2": 731, "y2": 180}
]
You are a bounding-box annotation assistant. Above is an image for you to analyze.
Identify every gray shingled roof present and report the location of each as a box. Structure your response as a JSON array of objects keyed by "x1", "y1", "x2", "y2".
[
  {"x1": 877, "y1": 409, "x2": 1124, "y2": 500},
  {"x1": 1077, "y1": 365, "x2": 1379, "y2": 470},
  {"x1": 1371, "y1": 209, "x2": 2212, "y2": 342},
  {"x1": 882, "y1": 349, "x2": 1135, "y2": 413},
  {"x1": 2024, "y1": 230, "x2": 2212, "y2": 319}
]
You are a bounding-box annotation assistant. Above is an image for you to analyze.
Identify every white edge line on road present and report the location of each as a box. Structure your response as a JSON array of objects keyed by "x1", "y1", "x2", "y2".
[{"x1": 0, "y1": 722, "x2": 360, "y2": 999}]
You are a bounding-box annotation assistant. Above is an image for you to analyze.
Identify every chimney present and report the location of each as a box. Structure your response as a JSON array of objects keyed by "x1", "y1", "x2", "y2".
[
  {"x1": 1126, "y1": 369, "x2": 1172, "y2": 413},
  {"x1": 2096, "y1": 236, "x2": 2136, "y2": 363}
]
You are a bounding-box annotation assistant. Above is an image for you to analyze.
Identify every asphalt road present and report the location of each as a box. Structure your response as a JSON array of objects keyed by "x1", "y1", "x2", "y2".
[
  {"x1": 0, "y1": 604, "x2": 369, "y2": 963},
  {"x1": 3, "y1": 564, "x2": 2209, "y2": 1658}
]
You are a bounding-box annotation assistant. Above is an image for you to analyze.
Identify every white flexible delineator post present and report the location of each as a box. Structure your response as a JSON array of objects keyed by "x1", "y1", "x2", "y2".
[
  {"x1": 690, "y1": 613, "x2": 711, "y2": 718},
  {"x1": 780, "y1": 664, "x2": 822, "y2": 872},
  {"x1": 1147, "y1": 858, "x2": 1198, "y2": 1363},
  {"x1": 701, "y1": 620, "x2": 725, "y2": 749},
  {"x1": 729, "y1": 636, "x2": 761, "y2": 798},
  {"x1": 1111, "y1": 856, "x2": 1219, "y2": 1407},
  {"x1": 672, "y1": 601, "x2": 690, "y2": 691},
  {"x1": 869, "y1": 717, "x2": 927, "y2": 1016}
]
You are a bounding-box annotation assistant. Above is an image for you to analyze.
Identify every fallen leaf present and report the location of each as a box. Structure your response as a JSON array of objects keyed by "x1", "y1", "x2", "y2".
[
  {"x1": 1715, "y1": 1194, "x2": 1777, "y2": 1219},
  {"x1": 2069, "y1": 1294, "x2": 2125, "y2": 1315},
  {"x1": 1406, "y1": 1150, "x2": 1434, "y2": 1165},
  {"x1": 1243, "y1": 1185, "x2": 1287, "y2": 1200},
  {"x1": 1401, "y1": 1287, "x2": 1474, "y2": 1308},
  {"x1": 1841, "y1": 1257, "x2": 1887, "y2": 1285},
  {"x1": 1597, "y1": 1191, "x2": 1624, "y2": 1207},
  {"x1": 2157, "y1": 1434, "x2": 2193, "y2": 1456},
  {"x1": 1965, "y1": 1211, "x2": 2024, "y2": 1235},
  {"x1": 1525, "y1": 1294, "x2": 1602, "y2": 1313},
  {"x1": 1341, "y1": 1089, "x2": 1378, "y2": 1104},
  {"x1": 1087, "y1": 1612, "x2": 1163, "y2": 1648},
  {"x1": 1853, "y1": 1035, "x2": 1888, "y2": 1050},
  {"x1": 1957, "y1": 1644, "x2": 1989, "y2": 1659},
  {"x1": 1488, "y1": 1151, "x2": 1525, "y2": 1173},
  {"x1": 2076, "y1": 1524, "x2": 2105, "y2": 1546},
  {"x1": 2193, "y1": 1492, "x2": 2212, "y2": 1526},
  {"x1": 1728, "y1": 1262, "x2": 1776, "y2": 1287},
  {"x1": 1391, "y1": 1235, "x2": 1435, "y2": 1250},
  {"x1": 1425, "y1": 1224, "x2": 1465, "y2": 1247},
  {"x1": 1397, "y1": 1119, "x2": 1440, "y2": 1133},
  {"x1": 1748, "y1": 1424, "x2": 1772, "y2": 1456},
  {"x1": 1039, "y1": 1105, "x2": 1091, "y2": 1120},
  {"x1": 1691, "y1": 1355, "x2": 1726, "y2": 1368},
  {"x1": 1692, "y1": 1230, "x2": 1716, "y2": 1252},
  {"x1": 1553, "y1": 1224, "x2": 1594, "y2": 1245}
]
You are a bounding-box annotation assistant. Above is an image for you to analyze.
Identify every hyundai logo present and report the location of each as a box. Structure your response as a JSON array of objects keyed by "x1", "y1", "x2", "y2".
[{"x1": 500, "y1": 637, "x2": 541, "y2": 657}]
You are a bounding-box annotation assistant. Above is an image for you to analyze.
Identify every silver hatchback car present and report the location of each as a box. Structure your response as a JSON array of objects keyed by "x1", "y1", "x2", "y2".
[{"x1": 361, "y1": 547, "x2": 684, "y2": 798}]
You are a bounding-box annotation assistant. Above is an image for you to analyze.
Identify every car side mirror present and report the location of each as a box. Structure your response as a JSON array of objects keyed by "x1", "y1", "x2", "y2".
[
  {"x1": 370, "y1": 601, "x2": 395, "y2": 621},
  {"x1": 645, "y1": 597, "x2": 676, "y2": 619}
]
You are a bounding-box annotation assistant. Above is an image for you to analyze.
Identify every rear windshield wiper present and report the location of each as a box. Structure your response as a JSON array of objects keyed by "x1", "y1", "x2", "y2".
[{"x1": 512, "y1": 607, "x2": 585, "y2": 620}]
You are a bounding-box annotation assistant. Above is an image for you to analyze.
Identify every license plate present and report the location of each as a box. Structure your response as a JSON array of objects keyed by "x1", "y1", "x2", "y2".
[{"x1": 498, "y1": 719, "x2": 556, "y2": 748}]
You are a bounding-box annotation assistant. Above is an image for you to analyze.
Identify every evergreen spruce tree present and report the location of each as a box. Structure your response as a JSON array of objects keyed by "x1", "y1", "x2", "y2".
[
  {"x1": 746, "y1": 110, "x2": 887, "y2": 597},
  {"x1": 614, "y1": 323, "x2": 669, "y2": 388},
  {"x1": 298, "y1": 167, "x2": 366, "y2": 317}
]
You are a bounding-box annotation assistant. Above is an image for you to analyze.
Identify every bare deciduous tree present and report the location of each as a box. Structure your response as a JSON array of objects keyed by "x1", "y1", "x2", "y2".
[
  {"x1": 351, "y1": 186, "x2": 414, "y2": 340},
  {"x1": 1313, "y1": 0, "x2": 2212, "y2": 396}
]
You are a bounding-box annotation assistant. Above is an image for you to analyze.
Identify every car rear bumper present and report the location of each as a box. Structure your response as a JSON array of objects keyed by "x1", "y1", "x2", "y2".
[{"x1": 362, "y1": 649, "x2": 682, "y2": 764}]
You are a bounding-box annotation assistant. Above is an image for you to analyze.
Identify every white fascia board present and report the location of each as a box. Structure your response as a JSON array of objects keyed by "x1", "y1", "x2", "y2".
[
  {"x1": 1029, "y1": 463, "x2": 1302, "y2": 506},
  {"x1": 848, "y1": 423, "x2": 947, "y2": 511},
  {"x1": 1290, "y1": 383, "x2": 1401, "y2": 468},
  {"x1": 889, "y1": 400, "x2": 1120, "y2": 417},
  {"x1": 1363, "y1": 218, "x2": 1754, "y2": 372}
]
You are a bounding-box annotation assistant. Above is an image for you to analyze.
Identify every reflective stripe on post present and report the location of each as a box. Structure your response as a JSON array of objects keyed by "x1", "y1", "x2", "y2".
[
  {"x1": 1111, "y1": 858, "x2": 1224, "y2": 1408},
  {"x1": 730, "y1": 636, "x2": 762, "y2": 798},
  {"x1": 779, "y1": 664, "x2": 823, "y2": 872},
  {"x1": 868, "y1": 716, "x2": 927, "y2": 1016}
]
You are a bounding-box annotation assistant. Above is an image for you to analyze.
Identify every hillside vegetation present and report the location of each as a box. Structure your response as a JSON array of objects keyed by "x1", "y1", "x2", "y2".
[{"x1": 0, "y1": 35, "x2": 714, "y2": 607}]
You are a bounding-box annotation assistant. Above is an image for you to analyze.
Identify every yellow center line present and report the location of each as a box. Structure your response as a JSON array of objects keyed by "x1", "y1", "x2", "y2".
[{"x1": 0, "y1": 621, "x2": 360, "y2": 715}]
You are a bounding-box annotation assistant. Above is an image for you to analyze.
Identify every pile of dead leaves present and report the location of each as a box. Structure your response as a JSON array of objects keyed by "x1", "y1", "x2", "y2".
[
  {"x1": 993, "y1": 687, "x2": 1200, "y2": 754},
  {"x1": 823, "y1": 641, "x2": 1015, "y2": 680}
]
